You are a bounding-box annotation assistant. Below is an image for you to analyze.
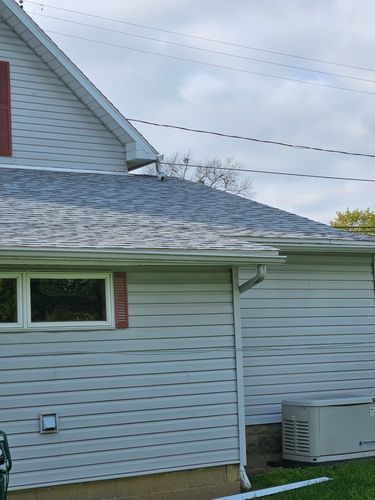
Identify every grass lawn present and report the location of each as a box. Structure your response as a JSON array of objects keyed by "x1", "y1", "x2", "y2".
[{"x1": 249, "y1": 458, "x2": 375, "y2": 499}]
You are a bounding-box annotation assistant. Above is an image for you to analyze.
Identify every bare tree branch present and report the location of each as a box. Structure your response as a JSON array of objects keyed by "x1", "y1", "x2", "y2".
[{"x1": 144, "y1": 152, "x2": 254, "y2": 198}]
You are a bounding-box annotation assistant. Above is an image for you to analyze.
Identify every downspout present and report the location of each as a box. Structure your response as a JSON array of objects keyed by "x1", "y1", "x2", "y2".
[
  {"x1": 232, "y1": 265, "x2": 267, "y2": 491},
  {"x1": 239, "y1": 265, "x2": 267, "y2": 294}
]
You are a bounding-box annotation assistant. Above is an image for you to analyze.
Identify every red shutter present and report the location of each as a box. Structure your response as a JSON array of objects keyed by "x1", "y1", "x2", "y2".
[
  {"x1": 114, "y1": 272, "x2": 129, "y2": 328},
  {"x1": 0, "y1": 61, "x2": 12, "y2": 157}
]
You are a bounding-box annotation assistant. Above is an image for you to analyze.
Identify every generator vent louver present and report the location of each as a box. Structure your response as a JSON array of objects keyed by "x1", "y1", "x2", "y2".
[{"x1": 283, "y1": 419, "x2": 310, "y2": 454}]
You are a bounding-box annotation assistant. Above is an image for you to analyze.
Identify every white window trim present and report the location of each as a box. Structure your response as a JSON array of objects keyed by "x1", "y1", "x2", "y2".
[
  {"x1": 0, "y1": 272, "x2": 114, "y2": 331},
  {"x1": 0, "y1": 273, "x2": 23, "y2": 329}
]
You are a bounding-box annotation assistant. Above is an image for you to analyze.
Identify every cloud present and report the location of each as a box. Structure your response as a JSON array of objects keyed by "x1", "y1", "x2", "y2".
[
  {"x1": 29, "y1": 0, "x2": 375, "y2": 224},
  {"x1": 179, "y1": 73, "x2": 227, "y2": 102}
]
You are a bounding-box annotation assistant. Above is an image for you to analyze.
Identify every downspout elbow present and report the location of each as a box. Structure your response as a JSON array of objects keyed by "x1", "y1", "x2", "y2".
[{"x1": 239, "y1": 265, "x2": 267, "y2": 294}]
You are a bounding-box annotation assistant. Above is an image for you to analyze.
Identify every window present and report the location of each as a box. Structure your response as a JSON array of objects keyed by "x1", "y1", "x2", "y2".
[
  {"x1": 0, "y1": 61, "x2": 12, "y2": 156},
  {"x1": 0, "y1": 272, "x2": 128, "y2": 330},
  {"x1": 29, "y1": 278, "x2": 107, "y2": 323},
  {"x1": 0, "y1": 274, "x2": 21, "y2": 327}
]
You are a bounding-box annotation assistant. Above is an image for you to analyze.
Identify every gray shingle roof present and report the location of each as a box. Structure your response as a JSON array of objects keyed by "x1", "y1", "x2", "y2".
[{"x1": 0, "y1": 167, "x2": 373, "y2": 252}]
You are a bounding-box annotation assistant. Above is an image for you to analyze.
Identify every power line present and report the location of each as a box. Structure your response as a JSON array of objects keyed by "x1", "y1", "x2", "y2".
[
  {"x1": 26, "y1": 11, "x2": 375, "y2": 87},
  {"x1": 129, "y1": 118, "x2": 375, "y2": 160},
  {"x1": 160, "y1": 162, "x2": 375, "y2": 184},
  {"x1": 25, "y1": 0, "x2": 375, "y2": 75},
  {"x1": 46, "y1": 30, "x2": 375, "y2": 96}
]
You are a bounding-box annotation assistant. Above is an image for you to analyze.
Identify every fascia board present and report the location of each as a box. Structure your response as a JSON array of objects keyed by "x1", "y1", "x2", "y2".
[
  {"x1": 0, "y1": 247, "x2": 286, "y2": 267},
  {"x1": 0, "y1": 0, "x2": 158, "y2": 165},
  {"x1": 239, "y1": 237, "x2": 375, "y2": 254}
]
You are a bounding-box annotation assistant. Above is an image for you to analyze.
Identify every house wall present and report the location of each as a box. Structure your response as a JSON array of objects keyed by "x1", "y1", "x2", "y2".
[
  {"x1": 0, "y1": 19, "x2": 127, "y2": 172},
  {"x1": 0, "y1": 267, "x2": 240, "y2": 492},
  {"x1": 240, "y1": 253, "x2": 375, "y2": 426}
]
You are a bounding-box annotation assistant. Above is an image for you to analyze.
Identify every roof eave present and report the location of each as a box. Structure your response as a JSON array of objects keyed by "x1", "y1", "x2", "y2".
[
  {"x1": 0, "y1": 246, "x2": 286, "y2": 267},
  {"x1": 242, "y1": 236, "x2": 375, "y2": 254}
]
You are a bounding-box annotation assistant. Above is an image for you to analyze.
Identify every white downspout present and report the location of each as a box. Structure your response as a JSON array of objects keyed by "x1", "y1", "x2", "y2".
[
  {"x1": 239, "y1": 265, "x2": 267, "y2": 294},
  {"x1": 232, "y1": 265, "x2": 267, "y2": 491}
]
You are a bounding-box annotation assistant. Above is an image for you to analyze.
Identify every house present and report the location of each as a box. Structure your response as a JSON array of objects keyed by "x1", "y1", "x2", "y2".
[
  {"x1": 0, "y1": 2, "x2": 284, "y2": 499},
  {"x1": 0, "y1": 1, "x2": 374, "y2": 499}
]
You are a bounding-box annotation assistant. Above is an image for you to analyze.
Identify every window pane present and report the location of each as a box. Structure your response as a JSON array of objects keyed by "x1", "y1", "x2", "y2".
[
  {"x1": 0, "y1": 278, "x2": 17, "y2": 323},
  {"x1": 30, "y1": 278, "x2": 107, "y2": 323}
]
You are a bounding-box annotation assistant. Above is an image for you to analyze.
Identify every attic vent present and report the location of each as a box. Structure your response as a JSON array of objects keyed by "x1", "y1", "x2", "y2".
[
  {"x1": 283, "y1": 419, "x2": 310, "y2": 454},
  {"x1": 0, "y1": 61, "x2": 12, "y2": 156}
]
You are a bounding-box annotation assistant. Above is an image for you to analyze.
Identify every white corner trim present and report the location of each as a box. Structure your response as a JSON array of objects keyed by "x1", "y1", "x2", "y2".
[{"x1": 232, "y1": 268, "x2": 247, "y2": 467}]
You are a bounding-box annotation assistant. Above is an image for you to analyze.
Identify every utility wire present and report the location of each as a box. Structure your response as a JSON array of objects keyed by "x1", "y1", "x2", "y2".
[
  {"x1": 25, "y1": 0, "x2": 375, "y2": 75},
  {"x1": 26, "y1": 11, "x2": 375, "y2": 87},
  {"x1": 160, "y1": 162, "x2": 375, "y2": 184},
  {"x1": 45, "y1": 30, "x2": 375, "y2": 97},
  {"x1": 129, "y1": 118, "x2": 375, "y2": 160}
]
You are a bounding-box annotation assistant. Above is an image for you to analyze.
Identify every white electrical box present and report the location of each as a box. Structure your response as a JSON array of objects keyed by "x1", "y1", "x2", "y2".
[{"x1": 282, "y1": 395, "x2": 375, "y2": 464}]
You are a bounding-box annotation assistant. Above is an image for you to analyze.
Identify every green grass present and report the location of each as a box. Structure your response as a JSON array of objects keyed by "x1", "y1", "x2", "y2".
[{"x1": 249, "y1": 458, "x2": 375, "y2": 499}]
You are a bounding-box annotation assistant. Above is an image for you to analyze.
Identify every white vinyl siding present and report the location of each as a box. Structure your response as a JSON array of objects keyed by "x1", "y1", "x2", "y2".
[
  {"x1": 240, "y1": 253, "x2": 375, "y2": 425},
  {"x1": 0, "y1": 268, "x2": 240, "y2": 490},
  {"x1": 0, "y1": 19, "x2": 126, "y2": 172}
]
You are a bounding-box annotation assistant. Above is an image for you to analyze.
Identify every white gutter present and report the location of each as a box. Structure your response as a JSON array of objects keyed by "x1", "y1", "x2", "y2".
[
  {"x1": 235, "y1": 236, "x2": 375, "y2": 253},
  {"x1": 0, "y1": 247, "x2": 286, "y2": 267}
]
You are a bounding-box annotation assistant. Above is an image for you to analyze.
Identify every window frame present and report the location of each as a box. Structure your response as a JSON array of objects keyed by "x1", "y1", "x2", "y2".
[
  {"x1": 0, "y1": 273, "x2": 23, "y2": 329},
  {"x1": 0, "y1": 272, "x2": 115, "y2": 331}
]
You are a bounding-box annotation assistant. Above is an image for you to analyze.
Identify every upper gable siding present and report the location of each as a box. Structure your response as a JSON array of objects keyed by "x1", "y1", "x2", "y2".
[
  {"x1": 240, "y1": 253, "x2": 375, "y2": 425},
  {"x1": 0, "y1": 20, "x2": 126, "y2": 172}
]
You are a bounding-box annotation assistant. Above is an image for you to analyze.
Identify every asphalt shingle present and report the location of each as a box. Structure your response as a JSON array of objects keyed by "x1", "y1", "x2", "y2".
[{"x1": 0, "y1": 168, "x2": 373, "y2": 252}]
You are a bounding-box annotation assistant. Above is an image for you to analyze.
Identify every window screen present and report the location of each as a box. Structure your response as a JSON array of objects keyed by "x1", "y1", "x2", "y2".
[
  {"x1": 0, "y1": 278, "x2": 17, "y2": 323},
  {"x1": 30, "y1": 278, "x2": 107, "y2": 323}
]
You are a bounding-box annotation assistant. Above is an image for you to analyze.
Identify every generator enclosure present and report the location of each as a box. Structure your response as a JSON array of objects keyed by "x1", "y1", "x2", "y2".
[{"x1": 282, "y1": 395, "x2": 375, "y2": 463}]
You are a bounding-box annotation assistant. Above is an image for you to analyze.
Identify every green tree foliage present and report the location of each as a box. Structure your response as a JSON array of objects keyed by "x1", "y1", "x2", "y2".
[{"x1": 330, "y1": 208, "x2": 375, "y2": 236}]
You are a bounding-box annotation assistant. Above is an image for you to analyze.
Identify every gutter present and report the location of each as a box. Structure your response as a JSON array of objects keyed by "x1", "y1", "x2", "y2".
[
  {"x1": 235, "y1": 236, "x2": 375, "y2": 254},
  {"x1": 0, "y1": 247, "x2": 286, "y2": 268}
]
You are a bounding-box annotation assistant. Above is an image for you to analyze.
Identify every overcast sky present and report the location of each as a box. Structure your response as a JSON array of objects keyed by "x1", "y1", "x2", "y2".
[{"x1": 24, "y1": 0, "x2": 375, "y2": 223}]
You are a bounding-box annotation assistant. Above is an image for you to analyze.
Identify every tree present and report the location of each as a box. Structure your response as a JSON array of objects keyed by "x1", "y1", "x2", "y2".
[
  {"x1": 330, "y1": 208, "x2": 375, "y2": 236},
  {"x1": 148, "y1": 152, "x2": 254, "y2": 198}
]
